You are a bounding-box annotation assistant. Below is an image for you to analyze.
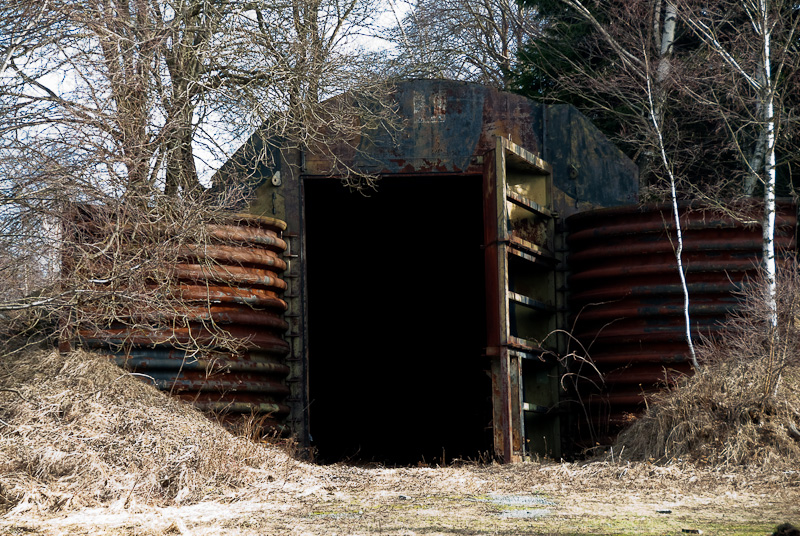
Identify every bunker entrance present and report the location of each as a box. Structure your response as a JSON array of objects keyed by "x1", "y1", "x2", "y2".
[{"x1": 304, "y1": 176, "x2": 491, "y2": 465}]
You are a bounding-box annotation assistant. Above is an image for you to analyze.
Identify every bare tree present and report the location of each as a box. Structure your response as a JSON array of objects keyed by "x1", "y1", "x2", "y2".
[
  {"x1": 512, "y1": 0, "x2": 799, "y2": 370},
  {"x1": 0, "y1": 0, "x2": 397, "y2": 354},
  {"x1": 388, "y1": 0, "x2": 542, "y2": 88},
  {"x1": 230, "y1": 0, "x2": 399, "y2": 188}
]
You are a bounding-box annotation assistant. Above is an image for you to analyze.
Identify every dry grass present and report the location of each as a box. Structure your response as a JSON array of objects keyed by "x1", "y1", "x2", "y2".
[
  {"x1": 3, "y1": 454, "x2": 798, "y2": 535},
  {"x1": 0, "y1": 348, "x2": 300, "y2": 514},
  {"x1": 616, "y1": 264, "x2": 800, "y2": 468},
  {"x1": 616, "y1": 361, "x2": 800, "y2": 467},
  {"x1": 0, "y1": 348, "x2": 798, "y2": 534}
]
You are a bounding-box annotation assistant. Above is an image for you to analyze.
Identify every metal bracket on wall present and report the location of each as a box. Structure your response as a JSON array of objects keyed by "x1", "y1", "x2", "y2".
[{"x1": 281, "y1": 233, "x2": 304, "y2": 435}]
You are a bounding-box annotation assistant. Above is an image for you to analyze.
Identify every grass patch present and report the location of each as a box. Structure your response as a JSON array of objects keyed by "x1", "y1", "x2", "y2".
[{"x1": 0, "y1": 349, "x2": 296, "y2": 513}]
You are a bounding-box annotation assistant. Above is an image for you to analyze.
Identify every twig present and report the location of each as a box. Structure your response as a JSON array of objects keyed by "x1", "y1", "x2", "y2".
[
  {"x1": 0, "y1": 387, "x2": 31, "y2": 402},
  {"x1": 124, "y1": 473, "x2": 142, "y2": 509}
]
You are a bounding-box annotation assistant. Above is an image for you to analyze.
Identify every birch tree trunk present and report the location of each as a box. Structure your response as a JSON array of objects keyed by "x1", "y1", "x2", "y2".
[
  {"x1": 656, "y1": 1, "x2": 698, "y2": 368},
  {"x1": 756, "y1": 1, "x2": 781, "y2": 398},
  {"x1": 548, "y1": 0, "x2": 698, "y2": 367},
  {"x1": 758, "y1": 0, "x2": 778, "y2": 331},
  {"x1": 653, "y1": 1, "x2": 676, "y2": 124},
  {"x1": 645, "y1": 52, "x2": 699, "y2": 370},
  {"x1": 676, "y1": 0, "x2": 789, "y2": 329}
]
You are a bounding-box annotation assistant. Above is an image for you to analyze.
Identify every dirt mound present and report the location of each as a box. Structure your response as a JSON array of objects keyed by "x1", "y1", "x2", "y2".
[
  {"x1": 616, "y1": 361, "x2": 800, "y2": 467},
  {"x1": 615, "y1": 269, "x2": 800, "y2": 468},
  {"x1": 0, "y1": 349, "x2": 299, "y2": 514}
]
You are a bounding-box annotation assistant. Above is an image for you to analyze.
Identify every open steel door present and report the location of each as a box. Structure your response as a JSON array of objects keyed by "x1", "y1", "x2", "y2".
[{"x1": 483, "y1": 136, "x2": 561, "y2": 462}]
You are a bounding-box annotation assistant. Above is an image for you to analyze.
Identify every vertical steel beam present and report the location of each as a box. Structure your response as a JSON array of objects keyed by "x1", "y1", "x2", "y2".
[
  {"x1": 483, "y1": 137, "x2": 515, "y2": 463},
  {"x1": 510, "y1": 353, "x2": 523, "y2": 458},
  {"x1": 280, "y1": 146, "x2": 311, "y2": 449}
]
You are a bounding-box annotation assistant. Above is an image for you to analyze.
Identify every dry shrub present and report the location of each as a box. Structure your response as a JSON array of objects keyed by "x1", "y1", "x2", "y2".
[
  {"x1": 616, "y1": 360, "x2": 800, "y2": 467},
  {"x1": 616, "y1": 263, "x2": 800, "y2": 468},
  {"x1": 0, "y1": 349, "x2": 295, "y2": 514}
]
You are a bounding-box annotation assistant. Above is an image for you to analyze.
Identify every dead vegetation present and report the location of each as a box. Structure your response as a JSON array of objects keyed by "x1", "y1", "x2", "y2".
[
  {"x1": 0, "y1": 348, "x2": 798, "y2": 534},
  {"x1": 1, "y1": 267, "x2": 800, "y2": 532},
  {"x1": 616, "y1": 264, "x2": 800, "y2": 468},
  {"x1": 616, "y1": 361, "x2": 800, "y2": 467},
  {"x1": 0, "y1": 348, "x2": 299, "y2": 514}
]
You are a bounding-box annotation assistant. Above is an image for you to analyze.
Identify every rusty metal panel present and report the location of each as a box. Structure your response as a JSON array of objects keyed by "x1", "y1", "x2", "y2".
[
  {"x1": 304, "y1": 81, "x2": 542, "y2": 176},
  {"x1": 241, "y1": 147, "x2": 306, "y2": 444},
  {"x1": 532, "y1": 105, "x2": 639, "y2": 218},
  {"x1": 566, "y1": 201, "x2": 797, "y2": 442},
  {"x1": 484, "y1": 140, "x2": 511, "y2": 349},
  {"x1": 510, "y1": 353, "x2": 523, "y2": 461},
  {"x1": 81, "y1": 214, "x2": 292, "y2": 431},
  {"x1": 299, "y1": 81, "x2": 640, "y2": 214},
  {"x1": 484, "y1": 141, "x2": 514, "y2": 462},
  {"x1": 490, "y1": 348, "x2": 514, "y2": 462},
  {"x1": 484, "y1": 137, "x2": 563, "y2": 462},
  {"x1": 219, "y1": 81, "x2": 638, "y2": 214}
]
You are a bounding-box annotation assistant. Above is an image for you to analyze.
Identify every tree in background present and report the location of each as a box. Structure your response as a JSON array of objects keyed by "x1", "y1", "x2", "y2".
[
  {"x1": 512, "y1": 0, "x2": 799, "y2": 379},
  {"x1": 387, "y1": 0, "x2": 542, "y2": 88},
  {"x1": 513, "y1": 1, "x2": 720, "y2": 189},
  {"x1": 512, "y1": 0, "x2": 799, "y2": 201},
  {"x1": 0, "y1": 0, "x2": 397, "y2": 354}
]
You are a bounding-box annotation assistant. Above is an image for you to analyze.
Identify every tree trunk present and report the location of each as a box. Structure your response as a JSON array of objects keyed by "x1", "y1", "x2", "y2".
[{"x1": 759, "y1": 0, "x2": 777, "y2": 330}]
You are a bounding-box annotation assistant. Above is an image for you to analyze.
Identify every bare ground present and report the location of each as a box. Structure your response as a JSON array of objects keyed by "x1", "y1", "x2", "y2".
[{"x1": 2, "y1": 459, "x2": 798, "y2": 535}]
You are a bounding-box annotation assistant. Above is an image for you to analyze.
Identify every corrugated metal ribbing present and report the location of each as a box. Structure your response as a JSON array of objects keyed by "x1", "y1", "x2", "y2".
[
  {"x1": 82, "y1": 215, "x2": 291, "y2": 430},
  {"x1": 565, "y1": 202, "x2": 797, "y2": 439}
]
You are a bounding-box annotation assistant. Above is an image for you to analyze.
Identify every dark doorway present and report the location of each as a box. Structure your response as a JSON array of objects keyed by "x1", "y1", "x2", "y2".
[{"x1": 304, "y1": 175, "x2": 491, "y2": 464}]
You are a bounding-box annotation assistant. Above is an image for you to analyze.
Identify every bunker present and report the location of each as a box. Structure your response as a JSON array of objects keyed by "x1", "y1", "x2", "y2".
[
  {"x1": 73, "y1": 79, "x2": 796, "y2": 463},
  {"x1": 217, "y1": 79, "x2": 639, "y2": 463}
]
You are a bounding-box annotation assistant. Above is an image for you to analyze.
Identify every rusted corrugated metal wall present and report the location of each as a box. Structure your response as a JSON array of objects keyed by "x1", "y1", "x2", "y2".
[
  {"x1": 82, "y1": 215, "x2": 292, "y2": 430},
  {"x1": 566, "y1": 202, "x2": 797, "y2": 442}
]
